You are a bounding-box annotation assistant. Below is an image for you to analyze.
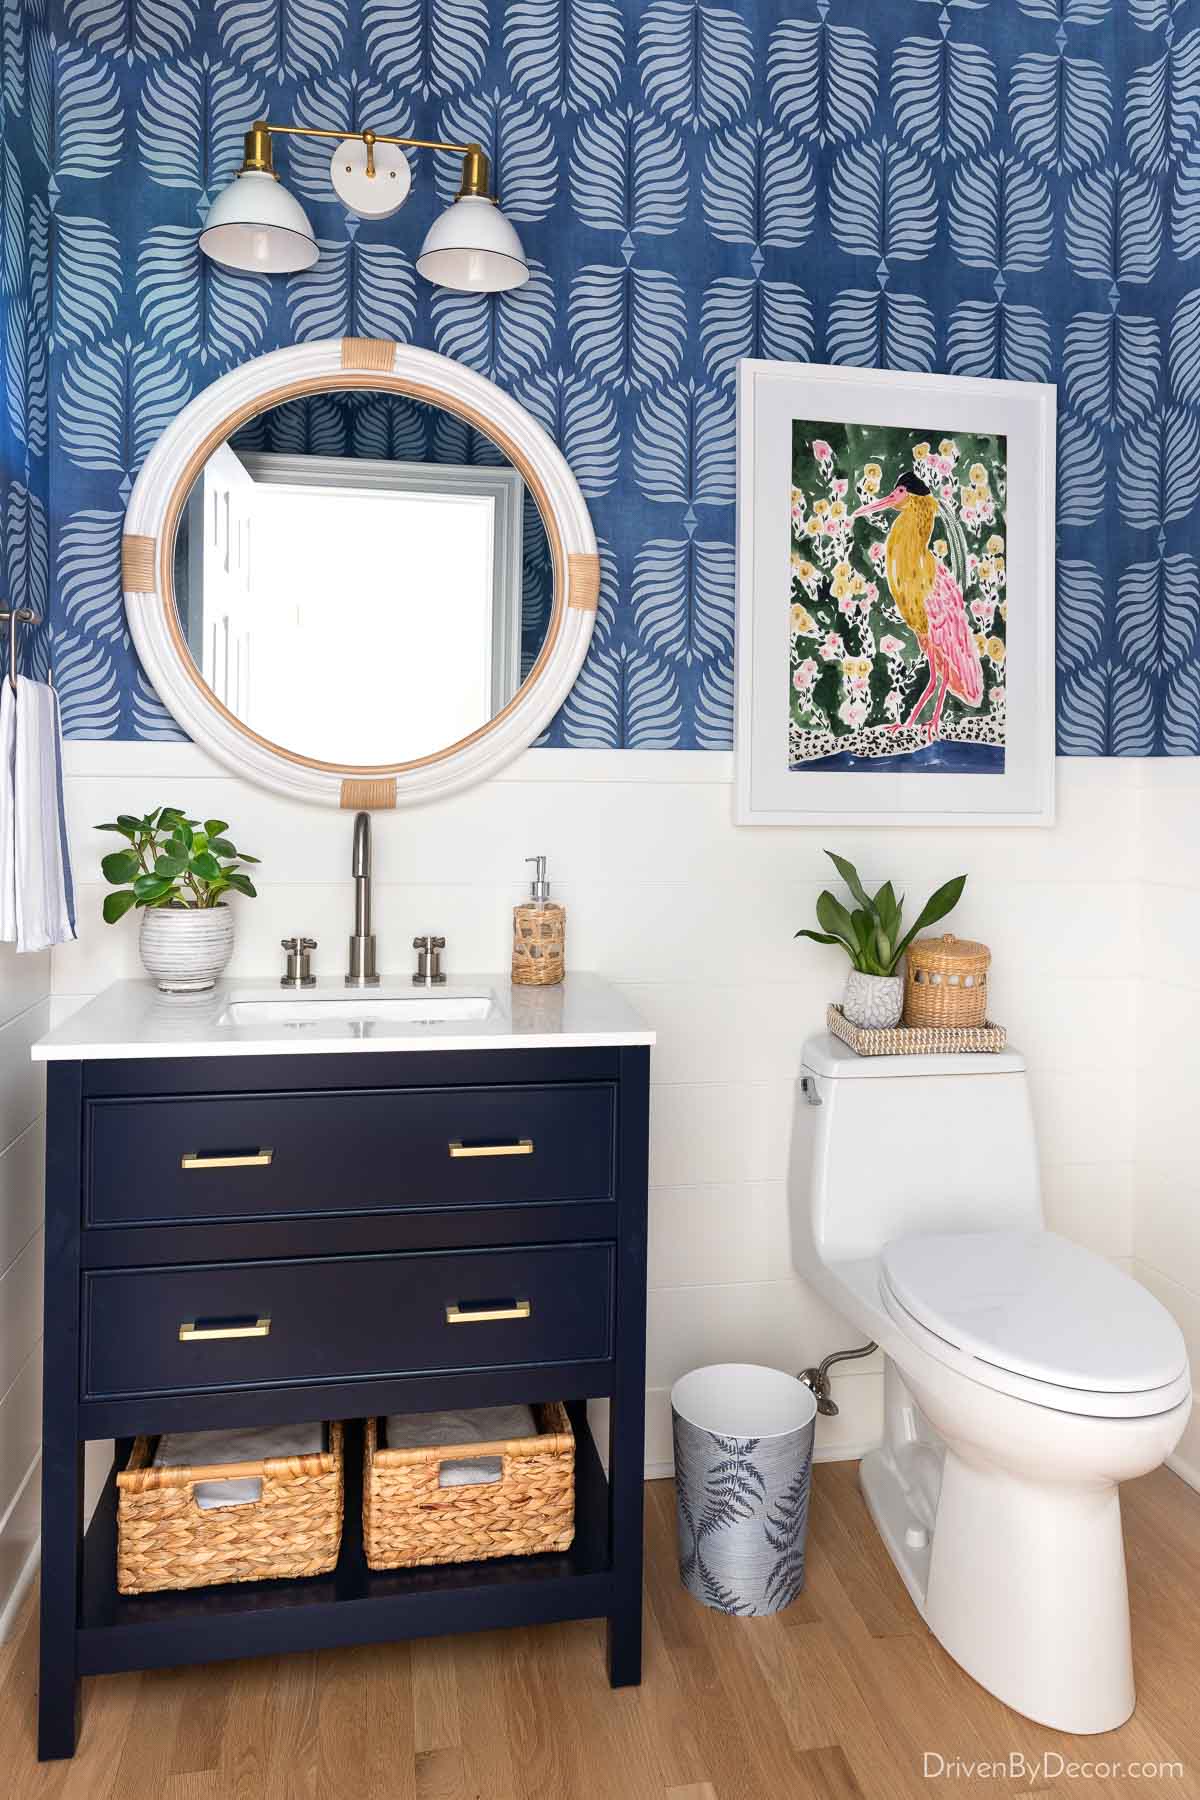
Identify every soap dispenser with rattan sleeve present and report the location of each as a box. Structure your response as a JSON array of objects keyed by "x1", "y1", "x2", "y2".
[{"x1": 511, "y1": 855, "x2": 565, "y2": 986}]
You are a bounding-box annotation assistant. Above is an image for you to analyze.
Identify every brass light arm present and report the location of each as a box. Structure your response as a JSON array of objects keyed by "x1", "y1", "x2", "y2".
[
  {"x1": 241, "y1": 120, "x2": 492, "y2": 199},
  {"x1": 205, "y1": 115, "x2": 527, "y2": 284}
]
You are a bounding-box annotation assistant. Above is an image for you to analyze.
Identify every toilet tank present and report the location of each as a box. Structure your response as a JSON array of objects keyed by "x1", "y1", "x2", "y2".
[{"x1": 790, "y1": 1032, "x2": 1042, "y2": 1271}]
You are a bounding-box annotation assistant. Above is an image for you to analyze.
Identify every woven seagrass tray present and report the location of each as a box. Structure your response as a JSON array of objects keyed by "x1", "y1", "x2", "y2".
[{"x1": 827, "y1": 1004, "x2": 1008, "y2": 1057}]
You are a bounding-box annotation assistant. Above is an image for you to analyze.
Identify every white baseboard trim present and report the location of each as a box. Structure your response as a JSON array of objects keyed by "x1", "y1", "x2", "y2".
[
  {"x1": 0, "y1": 1537, "x2": 39, "y2": 1647},
  {"x1": 0, "y1": 1447, "x2": 39, "y2": 1542},
  {"x1": 813, "y1": 1441, "x2": 875, "y2": 1465},
  {"x1": 1167, "y1": 1448, "x2": 1200, "y2": 1494},
  {"x1": 0, "y1": 1448, "x2": 42, "y2": 1646}
]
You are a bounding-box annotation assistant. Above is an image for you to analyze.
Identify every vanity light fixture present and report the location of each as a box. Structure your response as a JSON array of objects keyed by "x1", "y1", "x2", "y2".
[{"x1": 199, "y1": 121, "x2": 530, "y2": 293}]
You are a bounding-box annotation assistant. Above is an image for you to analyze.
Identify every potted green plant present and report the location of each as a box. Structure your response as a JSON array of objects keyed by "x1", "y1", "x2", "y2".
[
  {"x1": 97, "y1": 807, "x2": 260, "y2": 992},
  {"x1": 796, "y1": 851, "x2": 966, "y2": 1029}
]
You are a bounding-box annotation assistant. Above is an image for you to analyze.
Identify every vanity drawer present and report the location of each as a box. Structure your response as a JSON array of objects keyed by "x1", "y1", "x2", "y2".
[
  {"x1": 85, "y1": 1085, "x2": 615, "y2": 1227},
  {"x1": 82, "y1": 1243, "x2": 614, "y2": 1399}
]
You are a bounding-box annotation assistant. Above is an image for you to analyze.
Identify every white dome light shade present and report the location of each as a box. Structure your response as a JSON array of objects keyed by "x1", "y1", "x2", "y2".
[
  {"x1": 416, "y1": 196, "x2": 530, "y2": 293},
  {"x1": 199, "y1": 172, "x2": 318, "y2": 274}
]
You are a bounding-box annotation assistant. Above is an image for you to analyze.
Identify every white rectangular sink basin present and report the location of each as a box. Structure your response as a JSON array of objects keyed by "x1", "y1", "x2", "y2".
[{"x1": 225, "y1": 993, "x2": 494, "y2": 1027}]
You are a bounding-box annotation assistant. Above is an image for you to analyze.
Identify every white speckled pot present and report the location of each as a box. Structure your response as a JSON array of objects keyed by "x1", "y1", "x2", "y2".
[
  {"x1": 842, "y1": 969, "x2": 904, "y2": 1029},
  {"x1": 139, "y1": 905, "x2": 235, "y2": 992}
]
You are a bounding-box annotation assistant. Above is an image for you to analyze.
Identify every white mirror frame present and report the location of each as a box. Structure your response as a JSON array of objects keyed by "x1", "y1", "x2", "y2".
[{"x1": 122, "y1": 337, "x2": 599, "y2": 809}]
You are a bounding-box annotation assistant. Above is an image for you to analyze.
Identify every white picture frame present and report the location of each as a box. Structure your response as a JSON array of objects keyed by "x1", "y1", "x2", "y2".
[{"x1": 734, "y1": 361, "x2": 1056, "y2": 827}]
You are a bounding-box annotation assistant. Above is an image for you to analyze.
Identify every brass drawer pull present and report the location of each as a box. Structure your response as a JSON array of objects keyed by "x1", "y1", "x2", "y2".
[
  {"x1": 182, "y1": 1149, "x2": 274, "y2": 1170},
  {"x1": 179, "y1": 1316, "x2": 271, "y2": 1342},
  {"x1": 445, "y1": 1299, "x2": 531, "y2": 1325},
  {"x1": 448, "y1": 1139, "x2": 533, "y2": 1159}
]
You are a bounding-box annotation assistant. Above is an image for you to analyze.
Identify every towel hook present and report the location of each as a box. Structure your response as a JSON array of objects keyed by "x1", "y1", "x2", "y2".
[{"x1": 0, "y1": 606, "x2": 43, "y2": 694}]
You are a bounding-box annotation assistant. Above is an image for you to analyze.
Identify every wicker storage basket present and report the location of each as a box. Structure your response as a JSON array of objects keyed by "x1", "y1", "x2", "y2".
[
  {"x1": 363, "y1": 1403, "x2": 575, "y2": 1570},
  {"x1": 904, "y1": 933, "x2": 990, "y2": 1028},
  {"x1": 116, "y1": 1423, "x2": 344, "y2": 1595}
]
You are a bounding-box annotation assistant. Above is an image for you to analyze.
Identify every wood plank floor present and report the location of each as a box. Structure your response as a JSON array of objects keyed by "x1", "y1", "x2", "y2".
[{"x1": 4, "y1": 1462, "x2": 1199, "y2": 1799}]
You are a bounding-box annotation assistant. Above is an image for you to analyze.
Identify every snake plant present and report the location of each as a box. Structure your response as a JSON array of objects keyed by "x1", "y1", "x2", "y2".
[{"x1": 796, "y1": 851, "x2": 966, "y2": 978}]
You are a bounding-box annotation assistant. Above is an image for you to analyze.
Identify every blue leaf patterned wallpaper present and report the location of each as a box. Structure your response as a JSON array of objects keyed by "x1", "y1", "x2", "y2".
[
  {"x1": 1, "y1": 0, "x2": 1199, "y2": 751},
  {"x1": 0, "y1": 1, "x2": 50, "y2": 698}
]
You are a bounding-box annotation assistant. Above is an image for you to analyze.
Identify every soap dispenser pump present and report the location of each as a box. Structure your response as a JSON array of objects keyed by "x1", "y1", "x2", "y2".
[{"x1": 511, "y1": 854, "x2": 565, "y2": 987}]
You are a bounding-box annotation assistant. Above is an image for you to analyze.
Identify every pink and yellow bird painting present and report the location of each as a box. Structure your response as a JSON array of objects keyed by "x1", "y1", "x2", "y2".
[
  {"x1": 788, "y1": 424, "x2": 1008, "y2": 775},
  {"x1": 852, "y1": 469, "x2": 983, "y2": 745}
]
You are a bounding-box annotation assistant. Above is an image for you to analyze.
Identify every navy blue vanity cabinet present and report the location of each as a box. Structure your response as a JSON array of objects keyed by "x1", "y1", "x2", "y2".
[{"x1": 38, "y1": 1044, "x2": 650, "y2": 1761}]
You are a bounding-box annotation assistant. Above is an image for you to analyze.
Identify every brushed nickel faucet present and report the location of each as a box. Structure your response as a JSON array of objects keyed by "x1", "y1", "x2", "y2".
[{"x1": 346, "y1": 811, "x2": 380, "y2": 986}]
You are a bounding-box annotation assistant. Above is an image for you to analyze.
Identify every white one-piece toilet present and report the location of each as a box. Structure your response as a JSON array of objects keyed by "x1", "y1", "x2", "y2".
[{"x1": 790, "y1": 1033, "x2": 1192, "y2": 1735}]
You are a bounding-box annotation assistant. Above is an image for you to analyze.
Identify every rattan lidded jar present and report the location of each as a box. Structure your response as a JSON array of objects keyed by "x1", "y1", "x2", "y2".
[{"x1": 903, "y1": 932, "x2": 990, "y2": 1028}]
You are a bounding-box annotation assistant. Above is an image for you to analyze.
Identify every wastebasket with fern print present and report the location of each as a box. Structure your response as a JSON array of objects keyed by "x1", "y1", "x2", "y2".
[{"x1": 671, "y1": 1364, "x2": 817, "y2": 1617}]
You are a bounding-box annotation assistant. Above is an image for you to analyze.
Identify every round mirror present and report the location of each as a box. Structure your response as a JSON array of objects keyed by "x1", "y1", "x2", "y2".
[
  {"x1": 123, "y1": 341, "x2": 598, "y2": 807},
  {"x1": 171, "y1": 391, "x2": 554, "y2": 767}
]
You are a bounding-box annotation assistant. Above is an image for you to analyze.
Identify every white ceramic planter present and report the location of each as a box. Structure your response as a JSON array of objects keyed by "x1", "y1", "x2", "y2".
[
  {"x1": 843, "y1": 969, "x2": 904, "y2": 1029},
  {"x1": 139, "y1": 905, "x2": 235, "y2": 992}
]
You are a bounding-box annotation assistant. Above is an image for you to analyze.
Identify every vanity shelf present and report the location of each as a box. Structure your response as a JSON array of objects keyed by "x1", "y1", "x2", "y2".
[
  {"x1": 34, "y1": 1010, "x2": 652, "y2": 1762},
  {"x1": 78, "y1": 1410, "x2": 611, "y2": 1676}
]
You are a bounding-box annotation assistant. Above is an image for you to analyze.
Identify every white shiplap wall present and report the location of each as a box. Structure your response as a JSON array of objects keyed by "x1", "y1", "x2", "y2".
[
  {"x1": 7, "y1": 745, "x2": 1194, "y2": 1645},
  {"x1": 0, "y1": 943, "x2": 48, "y2": 1638},
  {"x1": 1134, "y1": 759, "x2": 1200, "y2": 1491},
  {"x1": 50, "y1": 745, "x2": 1142, "y2": 1480}
]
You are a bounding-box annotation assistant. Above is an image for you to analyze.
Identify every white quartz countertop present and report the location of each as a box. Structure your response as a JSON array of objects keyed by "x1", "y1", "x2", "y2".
[{"x1": 31, "y1": 973, "x2": 655, "y2": 1062}]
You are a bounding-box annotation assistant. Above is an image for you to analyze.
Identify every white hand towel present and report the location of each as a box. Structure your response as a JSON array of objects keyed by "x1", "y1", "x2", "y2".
[
  {"x1": 384, "y1": 1405, "x2": 538, "y2": 1489},
  {"x1": 9, "y1": 676, "x2": 76, "y2": 952},
  {"x1": 154, "y1": 1422, "x2": 324, "y2": 1512},
  {"x1": 0, "y1": 684, "x2": 15, "y2": 943}
]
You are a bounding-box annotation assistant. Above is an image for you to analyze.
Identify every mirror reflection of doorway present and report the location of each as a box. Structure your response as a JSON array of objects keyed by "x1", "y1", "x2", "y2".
[{"x1": 182, "y1": 448, "x2": 526, "y2": 764}]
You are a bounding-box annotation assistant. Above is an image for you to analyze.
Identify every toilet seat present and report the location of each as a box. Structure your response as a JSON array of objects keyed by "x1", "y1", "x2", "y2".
[{"x1": 880, "y1": 1229, "x2": 1189, "y2": 1420}]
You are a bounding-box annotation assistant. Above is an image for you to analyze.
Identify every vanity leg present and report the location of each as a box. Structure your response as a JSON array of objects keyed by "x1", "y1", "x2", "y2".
[
  {"x1": 607, "y1": 1046, "x2": 649, "y2": 1689},
  {"x1": 39, "y1": 1063, "x2": 84, "y2": 1761},
  {"x1": 606, "y1": 1385, "x2": 645, "y2": 1687},
  {"x1": 38, "y1": 1429, "x2": 83, "y2": 1759}
]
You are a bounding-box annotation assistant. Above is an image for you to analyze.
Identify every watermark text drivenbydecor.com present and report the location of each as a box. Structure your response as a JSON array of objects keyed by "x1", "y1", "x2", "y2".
[{"x1": 923, "y1": 1752, "x2": 1185, "y2": 1782}]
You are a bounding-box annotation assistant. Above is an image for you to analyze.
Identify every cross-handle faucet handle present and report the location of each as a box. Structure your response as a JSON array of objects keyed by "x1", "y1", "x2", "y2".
[
  {"x1": 280, "y1": 936, "x2": 317, "y2": 988},
  {"x1": 412, "y1": 934, "x2": 447, "y2": 986}
]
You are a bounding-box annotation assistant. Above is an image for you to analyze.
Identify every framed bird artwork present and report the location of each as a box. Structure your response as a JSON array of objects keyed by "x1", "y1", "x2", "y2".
[{"x1": 734, "y1": 362, "x2": 1056, "y2": 827}]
